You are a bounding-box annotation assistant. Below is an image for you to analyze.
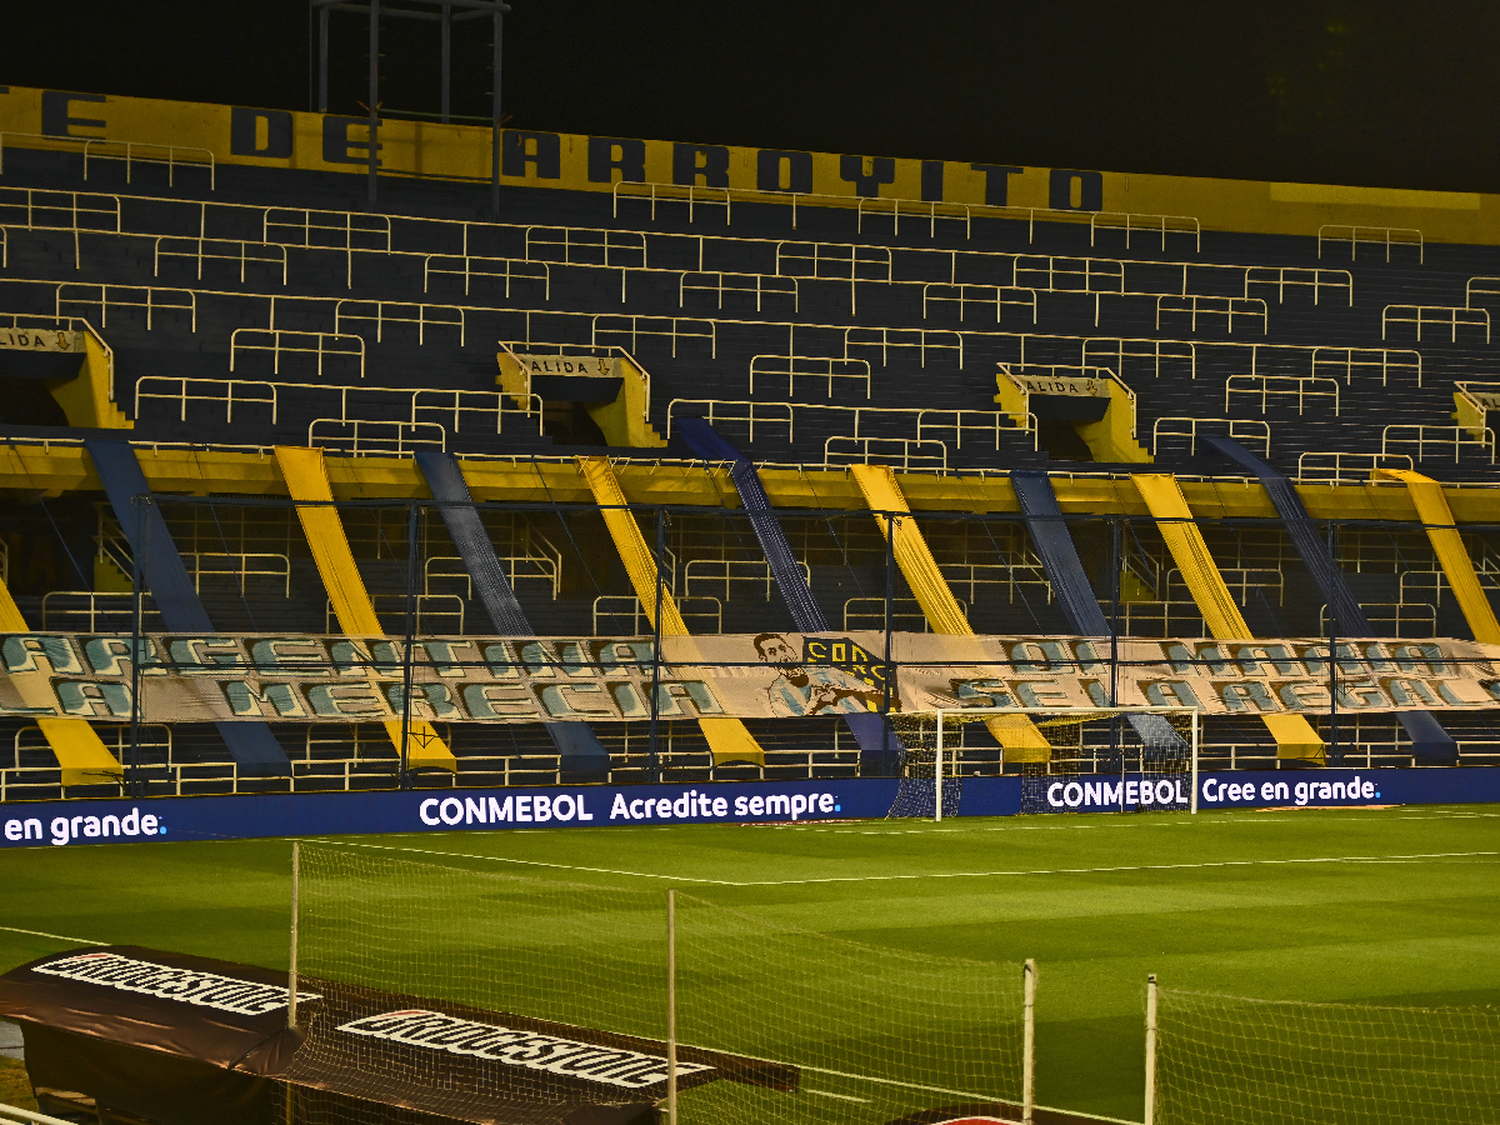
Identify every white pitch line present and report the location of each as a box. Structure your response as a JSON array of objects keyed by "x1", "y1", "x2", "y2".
[
  {"x1": 307, "y1": 839, "x2": 1500, "y2": 888},
  {"x1": 805, "y1": 1090, "x2": 871, "y2": 1103},
  {"x1": 0, "y1": 924, "x2": 101, "y2": 945}
]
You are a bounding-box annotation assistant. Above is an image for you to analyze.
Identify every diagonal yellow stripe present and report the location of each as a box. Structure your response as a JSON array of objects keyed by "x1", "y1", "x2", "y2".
[
  {"x1": 274, "y1": 446, "x2": 456, "y2": 772},
  {"x1": 576, "y1": 455, "x2": 689, "y2": 635},
  {"x1": 1376, "y1": 468, "x2": 1500, "y2": 645},
  {"x1": 851, "y1": 464, "x2": 1052, "y2": 759},
  {"x1": 577, "y1": 456, "x2": 764, "y2": 767},
  {"x1": 0, "y1": 576, "x2": 122, "y2": 785},
  {"x1": 1130, "y1": 475, "x2": 1253, "y2": 637},
  {"x1": 1131, "y1": 474, "x2": 1323, "y2": 760}
]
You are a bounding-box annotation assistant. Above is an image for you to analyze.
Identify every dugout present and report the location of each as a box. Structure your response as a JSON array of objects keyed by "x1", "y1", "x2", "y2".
[{"x1": 0, "y1": 946, "x2": 795, "y2": 1125}]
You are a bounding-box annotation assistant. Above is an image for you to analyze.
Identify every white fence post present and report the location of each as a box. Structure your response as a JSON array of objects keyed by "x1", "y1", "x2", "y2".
[
  {"x1": 1023, "y1": 958, "x2": 1037, "y2": 1125},
  {"x1": 1145, "y1": 973, "x2": 1158, "y2": 1125}
]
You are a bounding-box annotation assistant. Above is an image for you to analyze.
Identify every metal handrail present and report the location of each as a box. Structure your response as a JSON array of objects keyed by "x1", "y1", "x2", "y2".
[
  {"x1": 55, "y1": 282, "x2": 196, "y2": 331},
  {"x1": 1295, "y1": 451, "x2": 1413, "y2": 484},
  {"x1": 1151, "y1": 416, "x2": 1272, "y2": 458},
  {"x1": 79, "y1": 137, "x2": 215, "y2": 188},
  {"x1": 748, "y1": 354, "x2": 871, "y2": 398},
  {"x1": 334, "y1": 299, "x2": 466, "y2": 347},
  {"x1": 423, "y1": 253, "x2": 550, "y2": 297},
  {"x1": 1155, "y1": 294, "x2": 1268, "y2": 334},
  {"x1": 154, "y1": 236, "x2": 287, "y2": 284},
  {"x1": 0, "y1": 131, "x2": 214, "y2": 188},
  {"x1": 1317, "y1": 224, "x2": 1424, "y2": 263},
  {"x1": 1382, "y1": 424, "x2": 1497, "y2": 464},
  {"x1": 307, "y1": 418, "x2": 448, "y2": 455},
  {"x1": 824, "y1": 436, "x2": 948, "y2": 471},
  {"x1": 1224, "y1": 374, "x2": 1340, "y2": 416},
  {"x1": 1381, "y1": 304, "x2": 1490, "y2": 343},
  {"x1": 229, "y1": 328, "x2": 365, "y2": 379},
  {"x1": 921, "y1": 282, "x2": 1039, "y2": 325}
]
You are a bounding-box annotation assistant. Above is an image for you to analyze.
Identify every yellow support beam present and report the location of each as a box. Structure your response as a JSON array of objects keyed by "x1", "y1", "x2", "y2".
[
  {"x1": 0, "y1": 577, "x2": 122, "y2": 787},
  {"x1": 850, "y1": 464, "x2": 1053, "y2": 762},
  {"x1": 274, "y1": 446, "x2": 457, "y2": 773},
  {"x1": 1131, "y1": 474, "x2": 1324, "y2": 761},
  {"x1": 8, "y1": 443, "x2": 1500, "y2": 523},
  {"x1": 1376, "y1": 468, "x2": 1500, "y2": 644},
  {"x1": 577, "y1": 456, "x2": 765, "y2": 767}
]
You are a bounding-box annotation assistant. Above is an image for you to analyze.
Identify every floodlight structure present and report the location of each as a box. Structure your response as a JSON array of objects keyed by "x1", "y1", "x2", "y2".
[{"x1": 311, "y1": 0, "x2": 511, "y2": 208}]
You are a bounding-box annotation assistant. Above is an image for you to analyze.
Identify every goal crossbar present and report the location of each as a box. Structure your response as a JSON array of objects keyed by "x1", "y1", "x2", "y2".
[{"x1": 900, "y1": 705, "x2": 1203, "y2": 820}]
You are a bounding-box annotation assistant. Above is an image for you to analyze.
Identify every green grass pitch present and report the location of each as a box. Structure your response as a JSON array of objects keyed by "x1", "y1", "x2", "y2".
[{"x1": 2, "y1": 805, "x2": 1498, "y2": 1122}]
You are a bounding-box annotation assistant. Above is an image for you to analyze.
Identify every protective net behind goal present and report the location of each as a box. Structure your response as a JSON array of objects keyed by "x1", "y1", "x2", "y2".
[
  {"x1": 887, "y1": 712, "x2": 962, "y2": 819},
  {"x1": 886, "y1": 708, "x2": 1195, "y2": 817},
  {"x1": 1156, "y1": 987, "x2": 1500, "y2": 1125},
  {"x1": 285, "y1": 843, "x2": 1025, "y2": 1125},
  {"x1": 1020, "y1": 709, "x2": 1195, "y2": 815}
]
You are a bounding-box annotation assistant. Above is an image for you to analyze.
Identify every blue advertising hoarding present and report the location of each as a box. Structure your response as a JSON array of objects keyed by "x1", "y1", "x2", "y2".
[{"x1": 2, "y1": 767, "x2": 1498, "y2": 849}]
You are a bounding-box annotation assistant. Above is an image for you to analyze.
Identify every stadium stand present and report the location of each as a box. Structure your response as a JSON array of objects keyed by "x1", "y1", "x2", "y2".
[{"x1": 2, "y1": 83, "x2": 1500, "y2": 799}]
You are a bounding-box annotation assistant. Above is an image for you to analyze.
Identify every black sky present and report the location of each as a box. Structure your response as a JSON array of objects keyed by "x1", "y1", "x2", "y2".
[{"x1": 3, "y1": 1, "x2": 1498, "y2": 193}]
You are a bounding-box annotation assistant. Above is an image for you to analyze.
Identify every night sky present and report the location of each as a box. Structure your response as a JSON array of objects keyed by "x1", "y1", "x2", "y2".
[{"x1": 3, "y1": 1, "x2": 1498, "y2": 193}]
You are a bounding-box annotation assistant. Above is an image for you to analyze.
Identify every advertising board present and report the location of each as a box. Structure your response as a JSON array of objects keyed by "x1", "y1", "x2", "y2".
[{"x1": 2, "y1": 767, "x2": 1497, "y2": 849}]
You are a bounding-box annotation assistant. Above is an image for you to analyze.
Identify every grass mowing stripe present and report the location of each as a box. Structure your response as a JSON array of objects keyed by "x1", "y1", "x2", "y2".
[
  {"x1": 736, "y1": 849, "x2": 1500, "y2": 886},
  {"x1": 299, "y1": 838, "x2": 741, "y2": 884},
  {"x1": 809, "y1": 809, "x2": 1500, "y2": 835},
  {"x1": 3, "y1": 810, "x2": 1496, "y2": 1122},
  {"x1": 0, "y1": 925, "x2": 101, "y2": 945},
  {"x1": 311, "y1": 839, "x2": 1500, "y2": 887}
]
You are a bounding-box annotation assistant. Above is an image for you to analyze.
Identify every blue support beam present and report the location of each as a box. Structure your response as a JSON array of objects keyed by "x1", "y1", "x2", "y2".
[
  {"x1": 415, "y1": 452, "x2": 611, "y2": 777},
  {"x1": 1011, "y1": 471, "x2": 1189, "y2": 756},
  {"x1": 85, "y1": 440, "x2": 290, "y2": 777},
  {"x1": 1204, "y1": 436, "x2": 1457, "y2": 764},
  {"x1": 677, "y1": 419, "x2": 904, "y2": 774}
]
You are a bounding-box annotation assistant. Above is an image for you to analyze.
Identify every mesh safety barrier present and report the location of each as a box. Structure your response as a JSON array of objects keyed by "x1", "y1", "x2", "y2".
[
  {"x1": 1156, "y1": 987, "x2": 1500, "y2": 1125},
  {"x1": 285, "y1": 843, "x2": 1026, "y2": 1125}
]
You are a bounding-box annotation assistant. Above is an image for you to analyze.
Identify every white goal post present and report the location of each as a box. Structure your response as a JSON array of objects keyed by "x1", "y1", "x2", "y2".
[{"x1": 911, "y1": 705, "x2": 1203, "y2": 820}]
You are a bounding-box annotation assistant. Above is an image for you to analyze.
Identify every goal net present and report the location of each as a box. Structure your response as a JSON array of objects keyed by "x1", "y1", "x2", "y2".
[
  {"x1": 285, "y1": 842, "x2": 1028, "y2": 1125},
  {"x1": 1021, "y1": 706, "x2": 1197, "y2": 817},
  {"x1": 1155, "y1": 986, "x2": 1500, "y2": 1125},
  {"x1": 887, "y1": 711, "x2": 963, "y2": 819},
  {"x1": 886, "y1": 707, "x2": 1199, "y2": 818}
]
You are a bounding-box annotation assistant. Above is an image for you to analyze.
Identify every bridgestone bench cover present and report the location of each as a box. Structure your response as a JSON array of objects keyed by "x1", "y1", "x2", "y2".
[{"x1": 0, "y1": 945, "x2": 795, "y2": 1125}]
